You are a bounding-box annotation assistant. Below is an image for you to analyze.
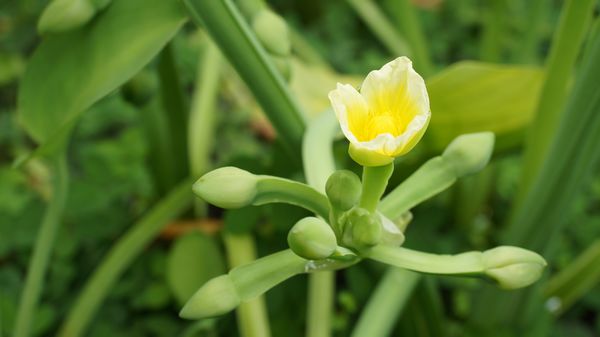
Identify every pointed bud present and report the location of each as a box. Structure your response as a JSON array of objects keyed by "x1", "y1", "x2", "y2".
[
  {"x1": 252, "y1": 9, "x2": 291, "y2": 56},
  {"x1": 193, "y1": 167, "x2": 258, "y2": 209},
  {"x1": 288, "y1": 217, "x2": 337, "y2": 260},
  {"x1": 442, "y1": 132, "x2": 495, "y2": 177},
  {"x1": 180, "y1": 275, "x2": 240, "y2": 319},
  {"x1": 482, "y1": 246, "x2": 547, "y2": 289},
  {"x1": 38, "y1": 0, "x2": 96, "y2": 34},
  {"x1": 326, "y1": 170, "x2": 362, "y2": 211}
]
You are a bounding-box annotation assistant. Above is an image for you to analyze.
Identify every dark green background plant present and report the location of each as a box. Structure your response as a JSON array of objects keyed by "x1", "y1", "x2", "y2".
[{"x1": 1, "y1": 0, "x2": 599, "y2": 336}]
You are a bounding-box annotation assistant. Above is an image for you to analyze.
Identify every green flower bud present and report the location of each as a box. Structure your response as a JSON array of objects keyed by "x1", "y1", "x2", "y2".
[
  {"x1": 38, "y1": 0, "x2": 96, "y2": 34},
  {"x1": 351, "y1": 212, "x2": 383, "y2": 248},
  {"x1": 288, "y1": 217, "x2": 337, "y2": 260},
  {"x1": 193, "y1": 167, "x2": 258, "y2": 209},
  {"x1": 326, "y1": 170, "x2": 362, "y2": 211},
  {"x1": 180, "y1": 275, "x2": 240, "y2": 319},
  {"x1": 442, "y1": 132, "x2": 495, "y2": 177},
  {"x1": 482, "y1": 246, "x2": 547, "y2": 289},
  {"x1": 252, "y1": 9, "x2": 291, "y2": 56}
]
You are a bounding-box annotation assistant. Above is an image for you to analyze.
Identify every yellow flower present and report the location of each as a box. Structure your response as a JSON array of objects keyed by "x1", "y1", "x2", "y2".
[{"x1": 329, "y1": 56, "x2": 431, "y2": 166}]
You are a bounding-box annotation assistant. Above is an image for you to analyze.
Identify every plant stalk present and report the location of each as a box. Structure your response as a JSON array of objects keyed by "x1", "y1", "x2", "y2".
[
  {"x1": 14, "y1": 154, "x2": 68, "y2": 337},
  {"x1": 58, "y1": 178, "x2": 193, "y2": 337}
]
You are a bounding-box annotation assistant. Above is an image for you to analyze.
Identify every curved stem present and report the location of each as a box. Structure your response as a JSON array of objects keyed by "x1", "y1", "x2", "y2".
[
  {"x1": 59, "y1": 178, "x2": 193, "y2": 337},
  {"x1": 14, "y1": 154, "x2": 68, "y2": 337},
  {"x1": 254, "y1": 176, "x2": 330, "y2": 219},
  {"x1": 367, "y1": 245, "x2": 484, "y2": 275},
  {"x1": 302, "y1": 110, "x2": 339, "y2": 337}
]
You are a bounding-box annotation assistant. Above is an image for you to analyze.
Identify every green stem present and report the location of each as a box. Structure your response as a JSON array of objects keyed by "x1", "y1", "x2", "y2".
[
  {"x1": 306, "y1": 271, "x2": 334, "y2": 337},
  {"x1": 359, "y1": 163, "x2": 394, "y2": 213},
  {"x1": 351, "y1": 268, "x2": 420, "y2": 337},
  {"x1": 382, "y1": 0, "x2": 433, "y2": 76},
  {"x1": 367, "y1": 246, "x2": 484, "y2": 275},
  {"x1": 182, "y1": 0, "x2": 306, "y2": 158},
  {"x1": 224, "y1": 234, "x2": 271, "y2": 337},
  {"x1": 516, "y1": 0, "x2": 595, "y2": 202},
  {"x1": 302, "y1": 110, "x2": 339, "y2": 337},
  {"x1": 254, "y1": 176, "x2": 330, "y2": 219},
  {"x1": 58, "y1": 178, "x2": 193, "y2": 337},
  {"x1": 346, "y1": 0, "x2": 411, "y2": 57},
  {"x1": 189, "y1": 39, "x2": 222, "y2": 216},
  {"x1": 158, "y1": 43, "x2": 189, "y2": 182},
  {"x1": 14, "y1": 154, "x2": 68, "y2": 337}
]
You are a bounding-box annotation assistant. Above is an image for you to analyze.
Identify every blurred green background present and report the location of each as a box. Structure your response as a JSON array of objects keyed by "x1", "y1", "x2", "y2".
[{"x1": 1, "y1": 0, "x2": 600, "y2": 336}]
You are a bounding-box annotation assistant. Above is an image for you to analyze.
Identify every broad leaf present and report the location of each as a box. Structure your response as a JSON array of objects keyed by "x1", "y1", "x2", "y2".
[
  {"x1": 18, "y1": 0, "x2": 186, "y2": 144},
  {"x1": 425, "y1": 61, "x2": 543, "y2": 151}
]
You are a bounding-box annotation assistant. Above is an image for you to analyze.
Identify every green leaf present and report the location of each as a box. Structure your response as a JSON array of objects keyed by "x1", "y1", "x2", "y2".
[
  {"x1": 182, "y1": 0, "x2": 306, "y2": 158},
  {"x1": 167, "y1": 232, "x2": 226, "y2": 306},
  {"x1": 424, "y1": 61, "x2": 543, "y2": 152},
  {"x1": 17, "y1": 0, "x2": 186, "y2": 145}
]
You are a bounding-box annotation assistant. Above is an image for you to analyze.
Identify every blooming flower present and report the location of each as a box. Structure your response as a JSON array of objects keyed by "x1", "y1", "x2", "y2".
[{"x1": 329, "y1": 56, "x2": 431, "y2": 166}]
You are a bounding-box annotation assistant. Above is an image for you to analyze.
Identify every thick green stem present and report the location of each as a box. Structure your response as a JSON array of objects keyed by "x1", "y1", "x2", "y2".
[
  {"x1": 254, "y1": 177, "x2": 330, "y2": 220},
  {"x1": 346, "y1": 0, "x2": 412, "y2": 57},
  {"x1": 360, "y1": 163, "x2": 394, "y2": 213},
  {"x1": 306, "y1": 271, "x2": 334, "y2": 337},
  {"x1": 189, "y1": 39, "x2": 222, "y2": 216},
  {"x1": 14, "y1": 154, "x2": 68, "y2": 337},
  {"x1": 58, "y1": 179, "x2": 193, "y2": 337},
  {"x1": 224, "y1": 234, "x2": 272, "y2": 337},
  {"x1": 351, "y1": 268, "x2": 420, "y2": 337},
  {"x1": 517, "y1": 0, "x2": 595, "y2": 202},
  {"x1": 302, "y1": 111, "x2": 339, "y2": 337}
]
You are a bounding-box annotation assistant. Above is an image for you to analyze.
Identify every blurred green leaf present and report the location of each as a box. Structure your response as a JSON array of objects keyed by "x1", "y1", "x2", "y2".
[
  {"x1": 167, "y1": 232, "x2": 225, "y2": 305},
  {"x1": 425, "y1": 61, "x2": 543, "y2": 152},
  {"x1": 17, "y1": 0, "x2": 186, "y2": 145}
]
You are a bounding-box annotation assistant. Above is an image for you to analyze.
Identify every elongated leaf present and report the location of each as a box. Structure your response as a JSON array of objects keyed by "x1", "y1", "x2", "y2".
[
  {"x1": 18, "y1": 0, "x2": 186, "y2": 144},
  {"x1": 182, "y1": 0, "x2": 305, "y2": 157},
  {"x1": 424, "y1": 61, "x2": 543, "y2": 152}
]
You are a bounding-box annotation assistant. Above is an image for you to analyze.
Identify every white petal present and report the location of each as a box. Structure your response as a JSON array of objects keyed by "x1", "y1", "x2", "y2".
[{"x1": 328, "y1": 83, "x2": 368, "y2": 144}]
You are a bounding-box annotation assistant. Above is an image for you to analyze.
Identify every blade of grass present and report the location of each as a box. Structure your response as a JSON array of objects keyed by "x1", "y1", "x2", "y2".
[
  {"x1": 381, "y1": 0, "x2": 434, "y2": 76},
  {"x1": 478, "y1": 0, "x2": 508, "y2": 62},
  {"x1": 516, "y1": 0, "x2": 595, "y2": 202},
  {"x1": 545, "y1": 240, "x2": 600, "y2": 316},
  {"x1": 182, "y1": 0, "x2": 306, "y2": 159},
  {"x1": 58, "y1": 178, "x2": 194, "y2": 337},
  {"x1": 14, "y1": 153, "x2": 68, "y2": 337},
  {"x1": 471, "y1": 21, "x2": 600, "y2": 330},
  {"x1": 512, "y1": 0, "x2": 548, "y2": 64},
  {"x1": 346, "y1": 0, "x2": 412, "y2": 59}
]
